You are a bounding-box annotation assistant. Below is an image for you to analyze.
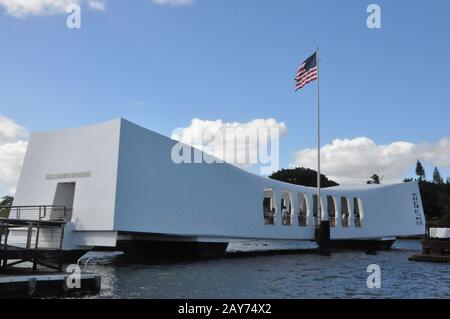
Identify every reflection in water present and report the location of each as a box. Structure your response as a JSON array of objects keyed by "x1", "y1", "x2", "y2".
[{"x1": 83, "y1": 240, "x2": 450, "y2": 299}]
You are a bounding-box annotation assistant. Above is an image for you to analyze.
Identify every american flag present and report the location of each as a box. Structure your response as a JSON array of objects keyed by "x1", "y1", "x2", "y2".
[{"x1": 295, "y1": 52, "x2": 318, "y2": 91}]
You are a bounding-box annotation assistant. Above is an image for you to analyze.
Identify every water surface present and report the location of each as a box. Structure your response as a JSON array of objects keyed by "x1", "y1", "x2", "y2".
[{"x1": 83, "y1": 240, "x2": 450, "y2": 299}]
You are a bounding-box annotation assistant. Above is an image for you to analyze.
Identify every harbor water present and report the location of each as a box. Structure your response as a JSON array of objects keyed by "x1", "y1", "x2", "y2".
[{"x1": 82, "y1": 239, "x2": 450, "y2": 299}]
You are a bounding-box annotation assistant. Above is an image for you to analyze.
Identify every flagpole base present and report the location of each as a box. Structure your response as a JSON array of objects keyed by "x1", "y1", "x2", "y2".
[{"x1": 318, "y1": 220, "x2": 331, "y2": 256}]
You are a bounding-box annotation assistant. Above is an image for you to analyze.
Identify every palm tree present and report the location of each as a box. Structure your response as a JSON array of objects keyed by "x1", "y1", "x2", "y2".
[
  {"x1": 367, "y1": 174, "x2": 383, "y2": 184},
  {"x1": 0, "y1": 196, "x2": 13, "y2": 206}
]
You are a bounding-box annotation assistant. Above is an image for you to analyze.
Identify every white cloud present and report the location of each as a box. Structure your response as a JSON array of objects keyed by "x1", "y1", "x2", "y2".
[
  {"x1": 419, "y1": 138, "x2": 450, "y2": 168},
  {"x1": 0, "y1": 0, "x2": 106, "y2": 17},
  {"x1": 291, "y1": 137, "x2": 450, "y2": 184},
  {"x1": 0, "y1": 116, "x2": 28, "y2": 195},
  {"x1": 171, "y1": 118, "x2": 287, "y2": 167},
  {"x1": 151, "y1": 0, "x2": 194, "y2": 7},
  {"x1": 0, "y1": 141, "x2": 28, "y2": 194},
  {"x1": 0, "y1": 116, "x2": 27, "y2": 143},
  {"x1": 88, "y1": 0, "x2": 105, "y2": 11}
]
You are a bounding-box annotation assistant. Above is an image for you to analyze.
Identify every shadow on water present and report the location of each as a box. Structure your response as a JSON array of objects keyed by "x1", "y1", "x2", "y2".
[
  {"x1": 96, "y1": 238, "x2": 421, "y2": 266},
  {"x1": 79, "y1": 239, "x2": 450, "y2": 299},
  {"x1": 90, "y1": 247, "x2": 319, "y2": 268}
]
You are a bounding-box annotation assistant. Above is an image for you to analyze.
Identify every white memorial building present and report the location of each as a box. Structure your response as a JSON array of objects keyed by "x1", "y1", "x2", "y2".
[{"x1": 10, "y1": 119, "x2": 426, "y2": 257}]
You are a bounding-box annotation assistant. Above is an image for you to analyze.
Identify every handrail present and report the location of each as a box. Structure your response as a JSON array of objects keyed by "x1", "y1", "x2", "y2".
[
  {"x1": 0, "y1": 205, "x2": 66, "y2": 209},
  {"x1": 0, "y1": 205, "x2": 67, "y2": 221}
]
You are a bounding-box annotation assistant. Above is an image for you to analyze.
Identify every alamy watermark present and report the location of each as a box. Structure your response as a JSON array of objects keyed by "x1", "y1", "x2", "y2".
[
  {"x1": 367, "y1": 4, "x2": 382, "y2": 29},
  {"x1": 170, "y1": 126, "x2": 280, "y2": 175},
  {"x1": 66, "y1": 264, "x2": 81, "y2": 289},
  {"x1": 66, "y1": 4, "x2": 81, "y2": 29},
  {"x1": 366, "y1": 264, "x2": 381, "y2": 289},
  {"x1": 66, "y1": 3, "x2": 380, "y2": 30},
  {"x1": 64, "y1": 3, "x2": 380, "y2": 30}
]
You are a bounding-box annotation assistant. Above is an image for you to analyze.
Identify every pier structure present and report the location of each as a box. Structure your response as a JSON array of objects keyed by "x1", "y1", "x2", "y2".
[
  {"x1": 0, "y1": 205, "x2": 66, "y2": 272},
  {"x1": 0, "y1": 206, "x2": 101, "y2": 298},
  {"x1": 410, "y1": 227, "x2": 450, "y2": 263}
]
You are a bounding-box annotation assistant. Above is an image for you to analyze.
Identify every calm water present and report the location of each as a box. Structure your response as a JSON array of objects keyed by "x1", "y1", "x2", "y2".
[{"x1": 83, "y1": 240, "x2": 450, "y2": 299}]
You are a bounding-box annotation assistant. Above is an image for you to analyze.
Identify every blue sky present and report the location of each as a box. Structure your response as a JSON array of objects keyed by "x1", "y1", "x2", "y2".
[{"x1": 0, "y1": 0, "x2": 449, "y2": 194}]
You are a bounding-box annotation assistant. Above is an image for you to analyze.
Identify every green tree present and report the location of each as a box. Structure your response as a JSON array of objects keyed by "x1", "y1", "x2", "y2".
[
  {"x1": 269, "y1": 167, "x2": 339, "y2": 188},
  {"x1": 0, "y1": 195, "x2": 13, "y2": 218},
  {"x1": 413, "y1": 181, "x2": 450, "y2": 227},
  {"x1": 415, "y1": 160, "x2": 426, "y2": 181},
  {"x1": 367, "y1": 174, "x2": 382, "y2": 184},
  {"x1": 433, "y1": 167, "x2": 444, "y2": 184},
  {"x1": 0, "y1": 196, "x2": 13, "y2": 206}
]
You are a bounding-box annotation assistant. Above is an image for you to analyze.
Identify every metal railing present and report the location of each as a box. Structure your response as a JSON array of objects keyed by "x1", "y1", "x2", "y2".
[
  {"x1": 263, "y1": 209, "x2": 276, "y2": 225},
  {"x1": 281, "y1": 211, "x2": 292, "y2": 225},
  {"x1": 0, "y1": 205, "x2": 69, "y2": 222},
  {"x1": 298, "y1": 209, "x2": 307, "y2": 226},
  {"x1": 354, "y1": 214, "x2": 362, "y2": 227},
  {"x1": 313, "y1": 215, "x2": 321, "y2": 227},
  {"x1": 328, "y1": 216, "x2": 336, "y2": 227},
  {"x1": 341, "y1": 214, "x2": 350, "y2": 227}
]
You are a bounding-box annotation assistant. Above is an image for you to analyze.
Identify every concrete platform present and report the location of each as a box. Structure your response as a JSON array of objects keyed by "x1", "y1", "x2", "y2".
[
  {"x1": 409, "y1": 236, "x2": 450, "y2": 263},
  {"x1": 0, "y1": 269, "x2": 101, "y2": 298},
  {"x1": 409, "y1": 254, "x2": 450, "y2": 263}
]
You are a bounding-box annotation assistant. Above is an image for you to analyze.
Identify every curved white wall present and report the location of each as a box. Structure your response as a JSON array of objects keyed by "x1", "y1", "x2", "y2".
[{"x1": 12, "y1": 119, "x2": 426, "y2": 249}]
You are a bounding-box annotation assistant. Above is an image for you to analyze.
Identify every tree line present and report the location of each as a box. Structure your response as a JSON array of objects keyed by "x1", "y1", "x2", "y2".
[{"x1": 403, "y1": 160, "x2": 450, "y2": 227}]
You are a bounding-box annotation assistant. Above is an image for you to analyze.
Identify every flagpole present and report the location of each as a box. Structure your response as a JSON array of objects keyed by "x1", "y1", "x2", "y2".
[
  {"x1": 316, "y1": 47, "x2": 322, "y2": 222},
  {"x1": 316, "y1": 46, "x2": 329, "y2": 255}
]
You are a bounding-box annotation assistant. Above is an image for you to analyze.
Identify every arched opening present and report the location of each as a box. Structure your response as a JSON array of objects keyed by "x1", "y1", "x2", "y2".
[
  {"x1": 263, "y1": 188, "x2": 276, "y2": 225},
  {"x1": 281, "y1": 190, "x2": 293, "y2": 226},
  {"x1": 298, "y1": 193, "x2": 308, "y2": 226},
  {"x1": 340, "y1": 197, "x2": 351, "y2": 227},
  {"x1": 354, "y1": 197, "x2": 363, "y2": 227},
  {"x1": 312, "y1": 194, "x2": 322, "y2": 226},
  {"x1": 327, "y1": 195, "x2": 337, "y2": 227}
]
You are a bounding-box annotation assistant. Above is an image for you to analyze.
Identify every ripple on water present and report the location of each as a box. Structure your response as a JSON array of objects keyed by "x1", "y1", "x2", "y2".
[{"x1": 84, "y1": 239, "x2": 449, "y2": 299}]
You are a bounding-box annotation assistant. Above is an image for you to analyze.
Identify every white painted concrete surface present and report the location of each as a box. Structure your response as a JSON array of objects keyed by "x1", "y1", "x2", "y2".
[{"x1": 11, "y1": 119, "x2": 426, "y2": 251}]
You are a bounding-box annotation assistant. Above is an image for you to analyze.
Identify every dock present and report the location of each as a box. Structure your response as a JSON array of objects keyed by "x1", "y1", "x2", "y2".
[
  {"x1": 0, "y1": 205, "x2": 101, "y2": 298},
  {"x1": 0, "y1": 269, "x2": 101, "y2": 298},
  {"x1": 0, "y1": 208, "x2": 67, "y2": 271},
  {"x1": 409, "y1": 226, "x2": 450, "y2": 263}
]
